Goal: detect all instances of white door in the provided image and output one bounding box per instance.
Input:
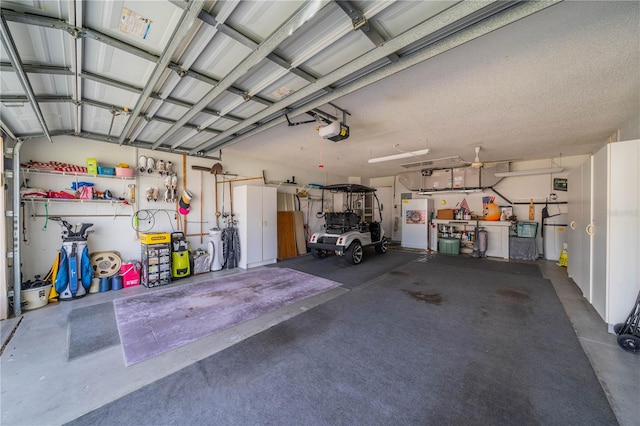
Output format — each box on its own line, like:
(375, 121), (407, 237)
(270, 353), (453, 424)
(607, 140), (640, 325)
(580, 157), (593, 302)
(401, 199), (431, 249)
(261, 187), (278, 263)
(591, 146), (608, 320)
(567, 164), (583, 286)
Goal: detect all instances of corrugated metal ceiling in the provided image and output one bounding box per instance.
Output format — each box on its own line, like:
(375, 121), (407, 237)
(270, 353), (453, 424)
(1, 1), (638, 179)
(0, 1), (533, 145)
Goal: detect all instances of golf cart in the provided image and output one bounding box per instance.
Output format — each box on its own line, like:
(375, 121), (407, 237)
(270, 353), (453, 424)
(308, 184), (387, 264)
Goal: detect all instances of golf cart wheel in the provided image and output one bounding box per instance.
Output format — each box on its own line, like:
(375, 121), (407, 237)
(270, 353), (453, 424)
(310, 248), (327, 259)
(345, 241), (363, 265)
(614, 323), (624, 335)
(375, 238), (388, 254)
(617, 334), (640, 354)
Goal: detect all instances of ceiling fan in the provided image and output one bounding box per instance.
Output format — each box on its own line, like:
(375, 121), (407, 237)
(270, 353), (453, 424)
(470, 146), (483, 168)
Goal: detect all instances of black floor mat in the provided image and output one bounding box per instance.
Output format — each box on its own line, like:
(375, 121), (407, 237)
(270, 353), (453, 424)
(67, 302), (120, 361)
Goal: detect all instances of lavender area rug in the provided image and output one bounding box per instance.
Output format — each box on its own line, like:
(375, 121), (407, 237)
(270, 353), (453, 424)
(114, 267), (343, 366)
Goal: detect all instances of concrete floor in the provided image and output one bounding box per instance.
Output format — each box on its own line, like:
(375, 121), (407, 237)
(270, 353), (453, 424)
(1, 259), (638, 425)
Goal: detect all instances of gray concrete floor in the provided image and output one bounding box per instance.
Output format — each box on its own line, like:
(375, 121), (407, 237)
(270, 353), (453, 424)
(1, 260), (638, 425)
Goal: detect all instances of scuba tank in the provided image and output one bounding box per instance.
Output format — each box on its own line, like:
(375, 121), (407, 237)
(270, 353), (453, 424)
(476, 228), (488, 257)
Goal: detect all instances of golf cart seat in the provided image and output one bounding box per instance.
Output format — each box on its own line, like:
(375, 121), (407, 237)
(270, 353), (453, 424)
(325, 212), (360, 233)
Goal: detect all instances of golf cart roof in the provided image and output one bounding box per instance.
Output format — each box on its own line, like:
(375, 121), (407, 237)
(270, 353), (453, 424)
(322, 184), (376, 193)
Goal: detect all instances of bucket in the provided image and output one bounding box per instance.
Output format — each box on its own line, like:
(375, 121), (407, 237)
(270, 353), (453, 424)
(99, 277), (112, 292)
(112, 275), (123, 291)
(90, 277), (101, 293)
(21, 284), (52, 311)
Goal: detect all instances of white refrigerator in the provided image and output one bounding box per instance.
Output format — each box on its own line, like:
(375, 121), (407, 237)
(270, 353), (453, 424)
(543, 213), (568, 260)
(401, 198), (434, 250)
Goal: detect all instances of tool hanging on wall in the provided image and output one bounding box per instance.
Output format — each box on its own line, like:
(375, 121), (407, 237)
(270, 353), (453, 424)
(529, 198), (535, 220)
(229, 178), (233, 215)
(128, 184), (135, 203)
(214, 173), (220, 228)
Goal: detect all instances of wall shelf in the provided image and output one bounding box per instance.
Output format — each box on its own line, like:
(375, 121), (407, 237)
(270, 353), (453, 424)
(20, 168), (135, 181)
(20, 197), (130, 205)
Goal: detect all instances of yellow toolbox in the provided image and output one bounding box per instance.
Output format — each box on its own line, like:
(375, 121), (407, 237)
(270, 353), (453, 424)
(140, 233), (171, 244)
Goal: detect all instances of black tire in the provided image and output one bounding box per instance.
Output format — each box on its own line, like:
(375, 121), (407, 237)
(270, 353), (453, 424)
(310, 248), (327, 259)
(375, 238), (388, 254)
(614, 323), (625, 335)
(345, 241), (363, 265)
(617, 334), (640, 354)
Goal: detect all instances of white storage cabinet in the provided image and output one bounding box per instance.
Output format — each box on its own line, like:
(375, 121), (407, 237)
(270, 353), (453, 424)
(568, 139), (640, 330)
(233, 185), (278, 269)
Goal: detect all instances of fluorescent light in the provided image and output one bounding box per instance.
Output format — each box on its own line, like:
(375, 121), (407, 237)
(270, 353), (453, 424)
(368, 148), (430, 164)
(494, 167), (564, 177)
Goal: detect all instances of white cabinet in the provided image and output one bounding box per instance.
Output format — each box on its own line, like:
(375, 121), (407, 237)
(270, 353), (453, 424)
(483, 223), (511, 259)
(593, 140), (640, 328)
(567, 156), (593, 300)
(233, 185), (277, 269)
(568, 140), (640, 329)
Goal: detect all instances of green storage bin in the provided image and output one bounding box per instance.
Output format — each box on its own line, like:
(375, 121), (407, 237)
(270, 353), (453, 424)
(439, 237), (460, 255)
(517, 221), (538, 238)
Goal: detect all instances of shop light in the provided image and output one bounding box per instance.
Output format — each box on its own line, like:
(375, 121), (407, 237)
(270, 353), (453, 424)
(368, 148), (430, 164)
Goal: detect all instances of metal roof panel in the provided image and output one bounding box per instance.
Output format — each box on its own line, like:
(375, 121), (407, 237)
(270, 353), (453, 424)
(83, 0), (184, 55)
(82, 38), (156, 87)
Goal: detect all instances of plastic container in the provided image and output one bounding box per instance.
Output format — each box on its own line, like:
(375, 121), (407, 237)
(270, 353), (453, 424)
(111, 275), (123, 291)
(99, 277), (112, 292)
(89, 277), (100, 293)
(115, 167), (134, 177)
(517, 222), (538, 238)
(86, 158), (98, 175)
(439, 237), (460, 255)
(120, 263), (140, 287)
(21, 284), (52, 311)
(97, 166), (116, 176)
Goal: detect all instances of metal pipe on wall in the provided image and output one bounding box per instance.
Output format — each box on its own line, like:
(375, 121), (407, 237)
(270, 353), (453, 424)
(12, 139), (24, 316)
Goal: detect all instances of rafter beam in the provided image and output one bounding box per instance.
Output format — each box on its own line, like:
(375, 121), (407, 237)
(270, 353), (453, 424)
(199, 9), (317, 84)
(1, 95), (73, 104)
(0, 62), (73, 75)
(0, 118), (17, 140)
(152, 0), (332, 149)
(336, 0), (399, 62)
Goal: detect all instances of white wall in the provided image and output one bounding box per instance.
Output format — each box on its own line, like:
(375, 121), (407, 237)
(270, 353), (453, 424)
(376, 155), (588, 254)
(18, 136), (346, 280)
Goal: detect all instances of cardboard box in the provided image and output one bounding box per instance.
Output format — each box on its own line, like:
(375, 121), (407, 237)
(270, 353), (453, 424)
(140, 233), (171, 244)
(120, 262), (140, 288)
(437, 209), (455, 220)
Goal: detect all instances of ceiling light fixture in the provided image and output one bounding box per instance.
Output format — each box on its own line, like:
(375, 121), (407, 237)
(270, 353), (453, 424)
(494, 167), (564, 177)
(368, 147), (430, 164)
